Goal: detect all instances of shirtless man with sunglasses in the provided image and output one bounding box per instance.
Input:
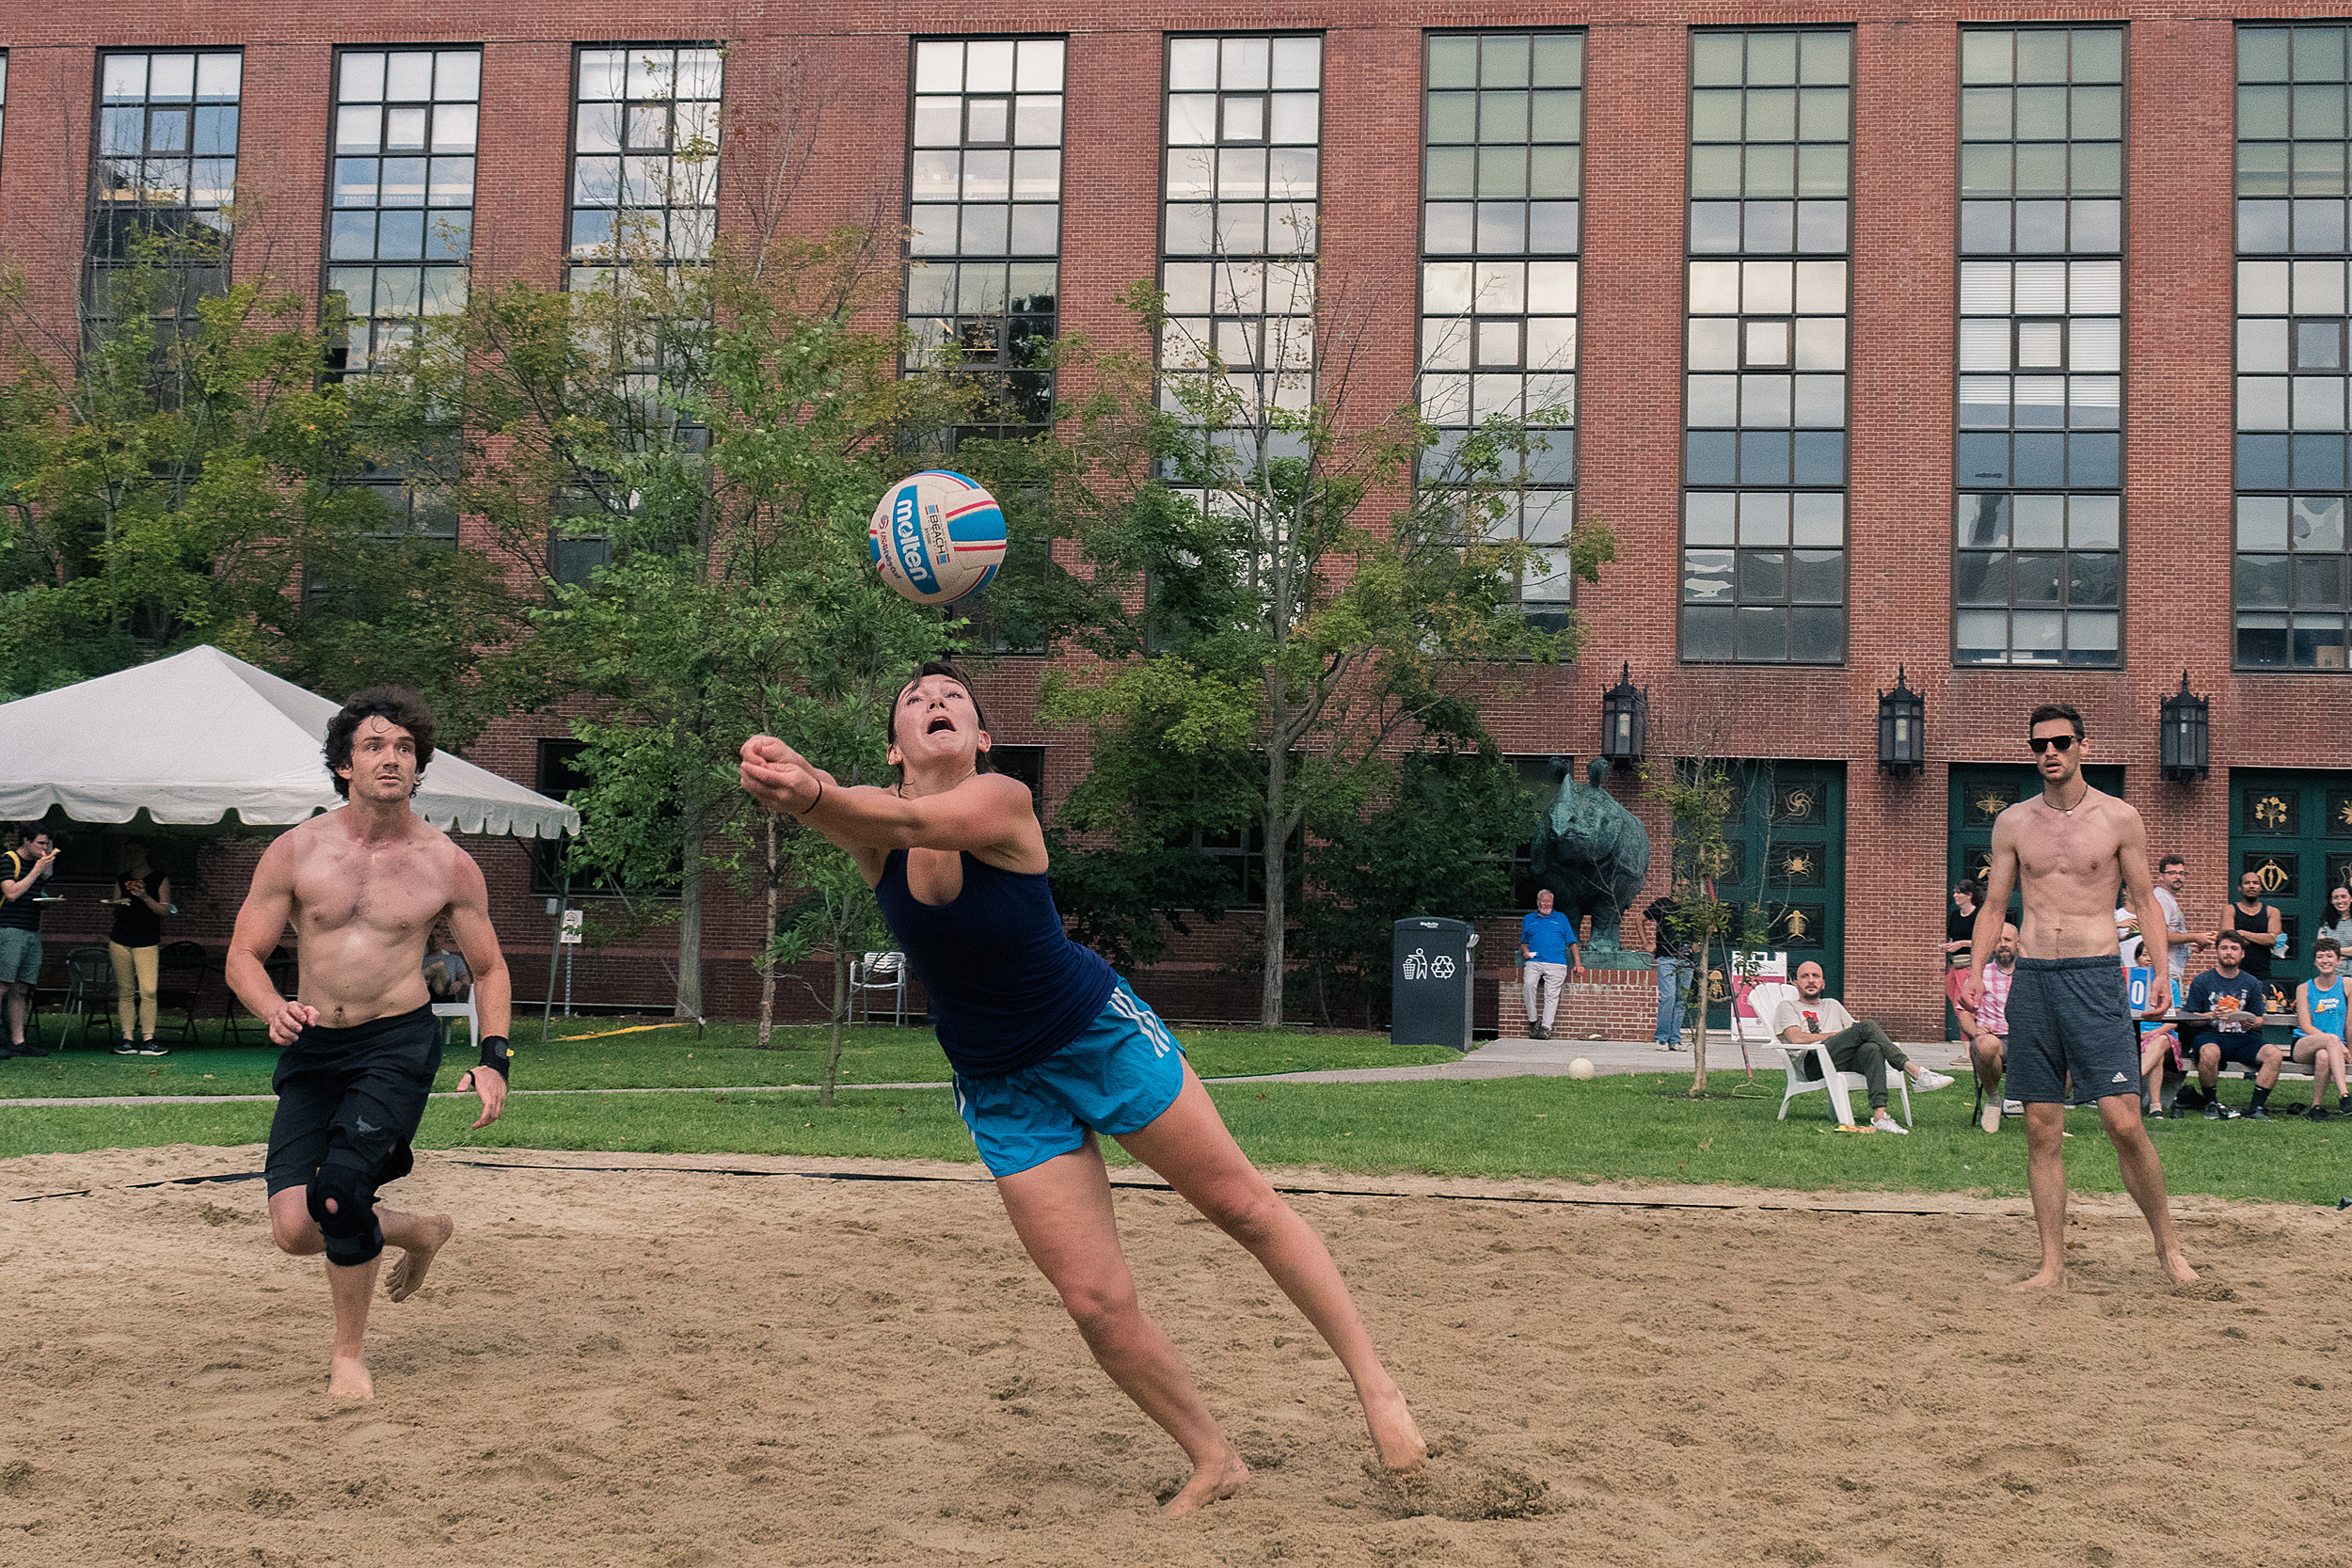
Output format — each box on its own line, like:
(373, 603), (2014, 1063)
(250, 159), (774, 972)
(1962, 703), (2198, 1291)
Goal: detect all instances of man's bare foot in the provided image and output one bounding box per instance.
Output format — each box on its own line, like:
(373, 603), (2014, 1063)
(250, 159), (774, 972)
(1161, 1450), (1249, 1517)
(328, 1354), (373, 1400)
(2010, 1265), (2067, 1292)
(2159, 1247), (2199, 1286)
(383, 1214), (453, 1303)
(1361, 1381), (1427, 1475)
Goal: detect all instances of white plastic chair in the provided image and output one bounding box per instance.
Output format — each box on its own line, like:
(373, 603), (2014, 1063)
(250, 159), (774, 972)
(850, 950), (909, 1026)
(432, 997), (480, 1051)
(1756, 981), (1912, 1129)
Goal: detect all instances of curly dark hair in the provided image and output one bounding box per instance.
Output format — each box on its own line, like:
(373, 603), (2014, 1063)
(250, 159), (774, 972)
(883, 659), (994, 782)
(324, 686), (437, 799)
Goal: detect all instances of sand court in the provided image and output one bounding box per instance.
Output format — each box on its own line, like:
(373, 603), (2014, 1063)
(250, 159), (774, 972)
(3, 1143), (2345, 1566)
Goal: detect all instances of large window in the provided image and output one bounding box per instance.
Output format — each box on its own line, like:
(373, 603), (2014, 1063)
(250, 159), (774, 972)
(1419, 30), (1583, 632)
(1159, 35), (1322, 435)
(1680, 29), (1851, 664)
(567, 45), (722, 270)
(326, 48), (480, 380)
(1953, 25), (2125, 667)
(2236, 24), (2352, 669)
(88, 51), (242, 328)
(905, 37), (1065, 439)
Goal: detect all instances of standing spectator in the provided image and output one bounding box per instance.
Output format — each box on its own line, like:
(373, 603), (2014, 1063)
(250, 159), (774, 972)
(2317, 882), (2352, 953)
(2220, 869), (2284, 989)
(2185, 934), (2280, 1119)
(1770, 960), (1954, 1134)
(1965, 924), (2019, 1132)
(1942, 879), (1984, 1039)
(1642, 882), (1695, 1051)
(2152, 855), (2215, 990)
(1518, 888), (1581, 1041)
(108, 837), (172, 1056)
(0, 824), (59, 1058)
(2291, 936), (2349, 1121)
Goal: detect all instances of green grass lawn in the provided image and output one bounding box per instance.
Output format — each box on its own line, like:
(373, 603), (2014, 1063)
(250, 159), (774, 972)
(0, 1019), (1458, 1099)
(7, 1070), (2344, 1208)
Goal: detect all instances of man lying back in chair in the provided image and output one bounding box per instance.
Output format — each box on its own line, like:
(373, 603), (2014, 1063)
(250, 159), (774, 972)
(1770, 961), (1955, 1135)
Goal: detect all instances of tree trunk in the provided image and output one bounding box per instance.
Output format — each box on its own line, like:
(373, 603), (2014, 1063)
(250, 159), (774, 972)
(755, 814), (779, 1049)
(674, 792), (705, 1019)
(819, 949), (849, 1107)
(1258, 749), (1289, 1030)
(1690, 936), (1711, 1096)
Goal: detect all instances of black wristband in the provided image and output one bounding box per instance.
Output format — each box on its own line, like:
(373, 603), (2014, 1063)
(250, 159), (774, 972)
(794, 777), (823, 816)
(475, 1035), (511, 1080)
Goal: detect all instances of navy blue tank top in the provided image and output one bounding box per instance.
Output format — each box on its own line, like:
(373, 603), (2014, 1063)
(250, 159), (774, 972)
(874, 849), (1117, 1078)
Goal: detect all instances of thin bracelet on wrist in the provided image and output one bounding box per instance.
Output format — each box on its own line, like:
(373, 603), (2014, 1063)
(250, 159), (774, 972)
(794, 778), (823, 816)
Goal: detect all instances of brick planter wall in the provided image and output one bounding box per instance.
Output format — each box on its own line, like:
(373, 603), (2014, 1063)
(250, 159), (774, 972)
(1491, 968), (1661, 1040)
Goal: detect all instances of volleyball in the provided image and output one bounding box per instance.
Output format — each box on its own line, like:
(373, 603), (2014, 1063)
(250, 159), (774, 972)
(868, 470), (1007, 606)
(1568, 1058), (1596, 1081)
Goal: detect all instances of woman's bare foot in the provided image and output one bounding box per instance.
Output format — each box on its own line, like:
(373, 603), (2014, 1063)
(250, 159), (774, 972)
(2010, 1265), (2067, 1291)
(1361, 1380), (1427, 1474)
(1161, 1449), (1249, 1517)
(2159, 1246), (2199, 1286)
(383, 1214), (453, 1302)
(328, 1354), (373, 1400)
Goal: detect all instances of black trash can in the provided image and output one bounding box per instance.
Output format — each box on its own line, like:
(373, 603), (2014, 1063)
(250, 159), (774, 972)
(1392, 917), (1479, 1052)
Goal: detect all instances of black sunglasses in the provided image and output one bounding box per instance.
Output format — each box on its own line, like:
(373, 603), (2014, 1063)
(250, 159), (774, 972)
(2027, 734), (2077, 754)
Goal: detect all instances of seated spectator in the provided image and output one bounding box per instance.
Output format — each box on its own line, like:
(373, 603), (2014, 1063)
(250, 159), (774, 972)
(1771, 960), (1955, 1135)
(1965, 925), (2019, 1133)
(422, 920), (472, 1048)
(2292, 936), (2350, 1121)
(2138, 976), (2186, 1120)
(2185, 934), (2282, 1120)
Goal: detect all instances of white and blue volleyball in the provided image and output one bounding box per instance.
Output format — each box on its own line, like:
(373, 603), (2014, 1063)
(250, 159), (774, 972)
(867, 470), (1008, 606)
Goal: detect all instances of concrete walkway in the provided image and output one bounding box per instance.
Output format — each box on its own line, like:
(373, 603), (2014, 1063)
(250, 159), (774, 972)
(0, 1034), (1975, 1108)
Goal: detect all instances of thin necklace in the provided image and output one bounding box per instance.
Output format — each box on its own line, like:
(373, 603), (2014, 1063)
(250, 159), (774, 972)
(2042, 781), (2089, 815)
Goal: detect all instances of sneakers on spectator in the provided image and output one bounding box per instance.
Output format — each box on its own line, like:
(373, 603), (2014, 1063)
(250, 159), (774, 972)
(1869, 1110), (1910, 1134)
(115, 1041), (139, 1055)
(137, 1043), (168, 1056)
(2243, 1104), (2274, 1121)
(2203, 1100), (2232, 1120)
(1912, 1069), (1956, 1093)
(1979, 1097), (2002, 1134)
(2310, 1105), (2335, 1122)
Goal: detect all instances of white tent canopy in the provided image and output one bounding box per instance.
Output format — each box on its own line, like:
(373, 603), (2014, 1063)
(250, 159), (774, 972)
(0, 645), (580, 839)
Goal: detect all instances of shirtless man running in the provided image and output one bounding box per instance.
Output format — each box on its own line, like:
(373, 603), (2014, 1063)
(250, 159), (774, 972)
(1963, 703), (2197, 1291)
(227, 687), (514, 1397)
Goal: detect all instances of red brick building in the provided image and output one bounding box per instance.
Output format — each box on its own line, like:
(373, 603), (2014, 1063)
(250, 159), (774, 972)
(3, 7), (2344, 1037)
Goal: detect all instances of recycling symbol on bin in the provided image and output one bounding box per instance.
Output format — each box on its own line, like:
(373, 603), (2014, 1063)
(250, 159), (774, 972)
(1430, 955), (1456, 979)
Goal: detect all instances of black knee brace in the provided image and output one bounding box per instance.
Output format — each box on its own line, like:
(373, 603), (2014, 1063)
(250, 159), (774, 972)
(307, 1158), (384, 1267)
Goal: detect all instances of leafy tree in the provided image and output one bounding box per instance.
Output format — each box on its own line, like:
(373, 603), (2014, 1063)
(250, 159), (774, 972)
(0, 222), (519, 729)
(1041, 281), (1615, 1026)
(1643, 742), (1770, 1097)
(1291, 745), (1532, 1028)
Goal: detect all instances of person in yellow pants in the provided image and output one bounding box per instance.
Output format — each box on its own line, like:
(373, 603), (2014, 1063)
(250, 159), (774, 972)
(109, 838), (171, 1055)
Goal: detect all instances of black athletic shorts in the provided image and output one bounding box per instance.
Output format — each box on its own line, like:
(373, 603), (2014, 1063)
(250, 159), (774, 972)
(2006, 957), (2140, 1106)
(262, 1004), (441, 1197)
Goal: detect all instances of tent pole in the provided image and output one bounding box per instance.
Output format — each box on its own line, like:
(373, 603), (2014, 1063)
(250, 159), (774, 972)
(541, 868), (567, 1044)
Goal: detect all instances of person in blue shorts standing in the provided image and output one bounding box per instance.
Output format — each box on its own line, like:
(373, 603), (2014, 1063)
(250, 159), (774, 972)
(739, 661), (1425, 1516)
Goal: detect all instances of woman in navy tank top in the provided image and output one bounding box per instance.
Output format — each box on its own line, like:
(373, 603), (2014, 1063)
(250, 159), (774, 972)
(740, 661), (1424, 1515)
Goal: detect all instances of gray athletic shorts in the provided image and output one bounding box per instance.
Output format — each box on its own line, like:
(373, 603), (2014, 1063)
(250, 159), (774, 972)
(2007, 956), (2140, 1106)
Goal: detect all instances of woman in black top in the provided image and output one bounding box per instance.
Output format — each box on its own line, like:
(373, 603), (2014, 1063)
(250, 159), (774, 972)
(108, 838), (171, 1055)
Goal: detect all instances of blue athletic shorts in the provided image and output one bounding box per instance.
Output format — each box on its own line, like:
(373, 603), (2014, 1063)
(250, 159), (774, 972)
(951, 978), (1186, 1178)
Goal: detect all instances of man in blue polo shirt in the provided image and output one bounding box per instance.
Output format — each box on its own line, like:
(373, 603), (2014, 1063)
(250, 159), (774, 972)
(1519, 888), (1582, 1040)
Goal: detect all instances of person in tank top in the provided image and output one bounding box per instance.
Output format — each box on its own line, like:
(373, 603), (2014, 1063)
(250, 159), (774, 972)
(2292, 935), (2350, 1120)
(739, 660), (1425, 1517)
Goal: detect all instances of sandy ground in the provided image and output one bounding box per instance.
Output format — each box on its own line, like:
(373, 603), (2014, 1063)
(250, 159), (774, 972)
(3, 1145), (2346, 1568)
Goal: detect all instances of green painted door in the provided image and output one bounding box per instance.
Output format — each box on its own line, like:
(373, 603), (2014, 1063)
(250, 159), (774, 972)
(1947, 763), (2124, 1034)
(1701, 764), (1845, 1029)
(2229, 769), (2352, 1011)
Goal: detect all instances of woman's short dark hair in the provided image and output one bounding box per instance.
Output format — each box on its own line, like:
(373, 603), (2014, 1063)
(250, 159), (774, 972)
(883, 659), (995, 780)
(2027, 702), (2085, 740)
(324, 686), (437, 799)
(1954, 879), (1980, 899)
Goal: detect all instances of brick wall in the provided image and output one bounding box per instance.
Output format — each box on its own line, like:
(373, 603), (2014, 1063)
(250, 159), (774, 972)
(2, 6), (2342, 1033)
